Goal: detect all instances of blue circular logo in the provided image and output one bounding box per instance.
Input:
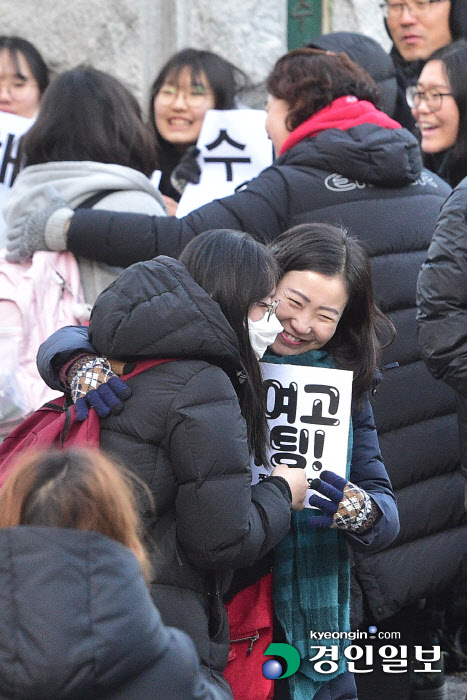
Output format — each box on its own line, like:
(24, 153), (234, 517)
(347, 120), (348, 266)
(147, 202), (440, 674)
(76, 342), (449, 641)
(262, 659), (283, 679)
(368, 625), (377, 634)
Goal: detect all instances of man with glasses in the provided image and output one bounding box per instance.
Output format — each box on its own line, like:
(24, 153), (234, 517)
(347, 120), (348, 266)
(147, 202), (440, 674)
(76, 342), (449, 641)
(380, 0), (466, 130)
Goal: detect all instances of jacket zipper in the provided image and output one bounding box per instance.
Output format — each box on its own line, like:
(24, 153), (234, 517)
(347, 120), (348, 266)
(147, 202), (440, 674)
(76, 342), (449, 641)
(230, 631), (260, 655)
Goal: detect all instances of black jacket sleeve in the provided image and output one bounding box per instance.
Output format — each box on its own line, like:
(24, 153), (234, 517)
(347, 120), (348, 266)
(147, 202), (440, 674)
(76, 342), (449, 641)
(65, 166), (291, 267)
(36, 325), (96, 392)
(166, 364), (292, 570)
(417, 178), (467, 397)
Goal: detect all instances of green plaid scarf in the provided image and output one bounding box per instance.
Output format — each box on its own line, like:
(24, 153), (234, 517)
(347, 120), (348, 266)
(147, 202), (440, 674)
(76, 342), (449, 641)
(263, 350), (352, 700)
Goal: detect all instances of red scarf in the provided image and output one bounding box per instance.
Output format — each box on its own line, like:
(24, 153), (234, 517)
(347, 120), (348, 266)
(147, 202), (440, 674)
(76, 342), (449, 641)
(279, 95), (402, 155)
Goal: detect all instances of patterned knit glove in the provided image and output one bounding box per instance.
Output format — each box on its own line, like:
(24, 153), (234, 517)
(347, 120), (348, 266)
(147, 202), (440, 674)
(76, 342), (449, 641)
(308, 470), (380, 533)
(69, 355), (131, 420)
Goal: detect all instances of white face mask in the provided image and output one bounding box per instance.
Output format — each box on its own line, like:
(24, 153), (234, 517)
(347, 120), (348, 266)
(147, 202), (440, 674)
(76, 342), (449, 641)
(248, 307), (283, 360)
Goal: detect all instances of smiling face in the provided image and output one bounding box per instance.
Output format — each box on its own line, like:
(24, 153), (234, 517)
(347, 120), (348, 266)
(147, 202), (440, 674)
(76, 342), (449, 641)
(269, 270), (348, 356)
(412, 59), (459, 154)
(386, 0), (452, 62)
(265, 95), (291, 156)
(153, 66), (215, 151)
(0, 49), (41, 118)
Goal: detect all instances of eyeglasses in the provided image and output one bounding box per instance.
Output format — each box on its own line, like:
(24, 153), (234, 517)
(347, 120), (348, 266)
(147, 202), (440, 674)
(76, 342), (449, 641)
(257, 299), (280, 321)
(406, 85), (454, 112)
(380, 0), (448, 19)
(156, 84), (213, 107)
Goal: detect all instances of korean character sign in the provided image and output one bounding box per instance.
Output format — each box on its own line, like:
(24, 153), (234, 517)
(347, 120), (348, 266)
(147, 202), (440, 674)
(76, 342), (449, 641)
(176, 108), (273, 217)
(252, 363), (353, 506)
(0, 111), (34, 244)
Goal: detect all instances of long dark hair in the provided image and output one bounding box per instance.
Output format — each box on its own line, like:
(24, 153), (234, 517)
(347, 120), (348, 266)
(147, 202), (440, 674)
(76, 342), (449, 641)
(148, 48), (249, 196)
(0, 35), (49, 96)
(179, 229), (279, 465)
(423, 39), (467, 187)
(267, 47), (380, 132)
(271, 223), (395, 403)
(22, 66), (158, 176)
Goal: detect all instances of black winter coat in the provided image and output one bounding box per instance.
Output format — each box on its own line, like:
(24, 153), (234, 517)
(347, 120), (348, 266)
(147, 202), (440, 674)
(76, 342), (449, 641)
(44, 122), (461, 621)
(38, 256), (293, 684)
(417, 177), (467, 468)
(0, 527), (230, 700)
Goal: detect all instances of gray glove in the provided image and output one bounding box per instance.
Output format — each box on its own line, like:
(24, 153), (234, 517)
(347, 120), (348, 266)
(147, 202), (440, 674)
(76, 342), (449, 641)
(6, 191), (73, 263)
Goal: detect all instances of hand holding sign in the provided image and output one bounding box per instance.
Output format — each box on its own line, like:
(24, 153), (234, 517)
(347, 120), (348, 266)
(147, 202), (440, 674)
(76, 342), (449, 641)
(251, 363), (353, 508)
(271, 464), (308, 511)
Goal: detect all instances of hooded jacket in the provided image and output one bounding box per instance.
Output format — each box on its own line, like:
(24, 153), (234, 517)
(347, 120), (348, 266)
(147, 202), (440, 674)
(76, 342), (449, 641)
(2, 161), (166, 305)
(0, 527), (229, 700)
(40, 102), (461, 624)
(38, 256), (293, 683)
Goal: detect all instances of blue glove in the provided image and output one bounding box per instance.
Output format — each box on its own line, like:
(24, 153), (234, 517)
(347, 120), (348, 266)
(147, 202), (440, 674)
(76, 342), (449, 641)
(308, 470), (377, 533)
(74, 376), (132, 420)
(69, 356), (132, 420)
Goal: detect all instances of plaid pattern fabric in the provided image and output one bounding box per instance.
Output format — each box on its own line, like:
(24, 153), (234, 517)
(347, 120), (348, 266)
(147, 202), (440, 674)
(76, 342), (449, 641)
(70, 356), (114, 403)
(333, 484), (376, 533)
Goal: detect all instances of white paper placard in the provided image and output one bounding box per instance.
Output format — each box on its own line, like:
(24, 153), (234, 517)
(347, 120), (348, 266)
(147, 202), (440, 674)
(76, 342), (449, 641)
(252, 363), (353, 508)
(176, 108), (273, 218)
(0, 111), (34, 245)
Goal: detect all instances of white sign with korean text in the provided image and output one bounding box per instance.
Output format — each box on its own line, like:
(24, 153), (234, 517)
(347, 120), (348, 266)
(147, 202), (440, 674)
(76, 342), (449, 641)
(176, 108), (273, 218)
(252, 363), (353, 508)
(0, 111), (34, 246)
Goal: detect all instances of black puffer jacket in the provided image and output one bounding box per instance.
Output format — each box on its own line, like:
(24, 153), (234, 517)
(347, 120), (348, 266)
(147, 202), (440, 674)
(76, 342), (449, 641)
(0, 527), (230, 700)
(54, 256), (293, 684)
(59, 119), (463, 623)
(417, 177), (467, 468)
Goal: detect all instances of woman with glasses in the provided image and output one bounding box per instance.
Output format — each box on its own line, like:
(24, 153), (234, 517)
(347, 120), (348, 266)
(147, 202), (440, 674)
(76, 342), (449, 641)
(0, 35), (48, 119)
(380, 0), (466, 131)
(148, 48), (248, 214)
(407, 38), (467, 187)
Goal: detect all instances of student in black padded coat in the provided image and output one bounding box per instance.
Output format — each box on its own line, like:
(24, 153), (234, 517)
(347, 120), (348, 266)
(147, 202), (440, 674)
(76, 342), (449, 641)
(0, 447), (229, 700)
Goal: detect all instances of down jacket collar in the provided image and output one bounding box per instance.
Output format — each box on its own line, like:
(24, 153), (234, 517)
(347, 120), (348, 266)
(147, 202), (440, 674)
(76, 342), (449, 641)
(89, 255), (243, 373)
(0, 527), (169, 698)
(276, 121), (422, 187)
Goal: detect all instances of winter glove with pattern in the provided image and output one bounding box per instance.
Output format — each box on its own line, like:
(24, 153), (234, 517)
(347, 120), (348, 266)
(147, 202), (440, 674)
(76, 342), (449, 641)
(308, 470), (381, 533)
(69, 355), (131, 420)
